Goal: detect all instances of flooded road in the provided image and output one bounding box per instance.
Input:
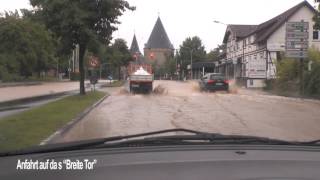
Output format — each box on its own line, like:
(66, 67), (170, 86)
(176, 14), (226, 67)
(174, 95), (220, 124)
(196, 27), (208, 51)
(55, 80), (320, 143)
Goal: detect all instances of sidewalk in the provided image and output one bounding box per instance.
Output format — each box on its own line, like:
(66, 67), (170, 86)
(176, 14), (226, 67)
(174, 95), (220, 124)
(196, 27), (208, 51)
(0, 80), (115, 103)
(0, 81), (81, 103)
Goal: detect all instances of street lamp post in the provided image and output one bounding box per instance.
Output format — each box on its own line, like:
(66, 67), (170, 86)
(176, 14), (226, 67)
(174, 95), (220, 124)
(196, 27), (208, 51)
(190, 49), (193, 80)
(213, 20), (237, 80)
(213, 20), (227, 25)
(184, 47), (194, 80)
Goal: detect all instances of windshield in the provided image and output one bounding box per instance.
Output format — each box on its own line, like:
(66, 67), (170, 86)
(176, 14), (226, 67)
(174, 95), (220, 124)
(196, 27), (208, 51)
(1, 0), (320, 153)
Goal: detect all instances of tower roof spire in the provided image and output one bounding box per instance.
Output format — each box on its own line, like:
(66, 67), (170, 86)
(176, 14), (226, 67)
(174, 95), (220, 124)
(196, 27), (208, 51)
(145, 16), (174, 49)
(130, 34), (141, 54)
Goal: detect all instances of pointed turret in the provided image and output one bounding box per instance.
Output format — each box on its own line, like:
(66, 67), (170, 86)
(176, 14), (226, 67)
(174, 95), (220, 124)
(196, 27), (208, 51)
(145, 17), (174, 49)
(130, 34), (141, 55)
(129, 34), (146, 65)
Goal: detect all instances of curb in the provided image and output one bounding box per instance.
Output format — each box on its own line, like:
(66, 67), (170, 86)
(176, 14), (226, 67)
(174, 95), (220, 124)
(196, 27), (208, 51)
(0, 90), (77, 108)
(40, 93), (109, 145)
(0, 82), (42, 88)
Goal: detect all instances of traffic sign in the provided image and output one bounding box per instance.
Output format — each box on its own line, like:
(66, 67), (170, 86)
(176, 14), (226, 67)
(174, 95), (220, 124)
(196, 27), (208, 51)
(88, 56), (100, 68)
(286, 32), (308, 39)
(286, 41), (308, 49)
(285, 21), (309, 59)
(286, 50), (308, 58)
(286, 22), (309, 30)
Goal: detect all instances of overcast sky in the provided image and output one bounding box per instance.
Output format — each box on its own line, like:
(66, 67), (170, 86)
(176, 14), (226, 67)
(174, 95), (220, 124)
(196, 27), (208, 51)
(0, 0), (316, 52)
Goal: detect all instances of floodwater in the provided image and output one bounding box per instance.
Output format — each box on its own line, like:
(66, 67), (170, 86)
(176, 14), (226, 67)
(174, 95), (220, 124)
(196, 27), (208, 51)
(55, 80), (320, 143)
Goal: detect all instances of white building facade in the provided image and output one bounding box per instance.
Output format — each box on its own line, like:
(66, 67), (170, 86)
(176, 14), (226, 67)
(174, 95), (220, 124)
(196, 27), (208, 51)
(217, 1), (320, 88)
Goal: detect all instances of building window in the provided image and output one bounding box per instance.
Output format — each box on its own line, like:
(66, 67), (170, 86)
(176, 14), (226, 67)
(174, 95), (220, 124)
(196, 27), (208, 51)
(313, 31), (319, 40)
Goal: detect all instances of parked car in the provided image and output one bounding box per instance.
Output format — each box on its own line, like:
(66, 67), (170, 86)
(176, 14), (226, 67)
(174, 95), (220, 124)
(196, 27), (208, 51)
(199, 73), (229, 92)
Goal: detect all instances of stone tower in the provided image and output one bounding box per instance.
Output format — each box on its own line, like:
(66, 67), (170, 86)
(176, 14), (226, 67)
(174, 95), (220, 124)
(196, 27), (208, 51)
(144, 17), (174, 66)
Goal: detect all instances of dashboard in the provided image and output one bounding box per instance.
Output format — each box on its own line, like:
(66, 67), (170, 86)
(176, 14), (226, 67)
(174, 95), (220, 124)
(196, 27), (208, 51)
(1, 145), (320, 180)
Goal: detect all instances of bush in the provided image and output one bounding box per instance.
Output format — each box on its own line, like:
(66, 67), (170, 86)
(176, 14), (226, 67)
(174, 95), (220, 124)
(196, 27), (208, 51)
(304, 49), (320, 96)
(264, 79), (276, 90)
(305, 64), (320, 95)
(0, 69), (24, 82)
(275, 59), (300, 92)
(272, 49), (320, 97)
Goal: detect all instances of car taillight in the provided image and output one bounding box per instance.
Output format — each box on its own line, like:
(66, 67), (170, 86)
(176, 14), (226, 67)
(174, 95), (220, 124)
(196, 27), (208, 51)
(207, 80), (215, 84)
(224, 80), (229, 84)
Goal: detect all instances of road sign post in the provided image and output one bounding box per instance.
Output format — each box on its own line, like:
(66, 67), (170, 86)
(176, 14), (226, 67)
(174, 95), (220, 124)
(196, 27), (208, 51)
(285, 21), (309, 95)
(300, 58), (304, 95)
(88, 56), (100, 91)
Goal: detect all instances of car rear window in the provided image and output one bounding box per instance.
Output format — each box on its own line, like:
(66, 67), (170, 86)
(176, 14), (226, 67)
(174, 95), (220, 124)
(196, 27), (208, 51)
(210, 74), (225, 80)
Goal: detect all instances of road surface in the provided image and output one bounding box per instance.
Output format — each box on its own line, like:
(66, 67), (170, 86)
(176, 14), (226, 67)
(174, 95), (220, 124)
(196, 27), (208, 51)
(56, 80), (320, 143)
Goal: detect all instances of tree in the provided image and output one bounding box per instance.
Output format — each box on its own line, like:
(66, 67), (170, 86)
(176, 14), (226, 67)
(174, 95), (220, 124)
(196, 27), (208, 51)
(163, 57), (176, 78)
(0, 13), (56, 81)
(178, 36), (206, 74)
(206, 50), (219, 62)
(313, 1), (320, 31)
(30, 0), (134, 94)
(206, 44), (226, 61)
(108, 38), (132, 80)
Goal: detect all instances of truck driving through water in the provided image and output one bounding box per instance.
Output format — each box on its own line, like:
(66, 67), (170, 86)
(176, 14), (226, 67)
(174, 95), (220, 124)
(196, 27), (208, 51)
(127, 64), (153, 93)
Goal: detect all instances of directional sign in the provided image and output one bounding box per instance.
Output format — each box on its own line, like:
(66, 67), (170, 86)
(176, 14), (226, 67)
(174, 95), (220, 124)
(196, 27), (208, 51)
(286, 50), (308, 58)
(286, 21), (309, 58)
(286, 22), (309, 31)
(286, 41), (308, 49)
(286, 32), (309, 39)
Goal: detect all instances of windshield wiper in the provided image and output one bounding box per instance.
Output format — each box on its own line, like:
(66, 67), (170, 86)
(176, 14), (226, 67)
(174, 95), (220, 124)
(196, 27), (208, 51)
(0, 128), (310, 157)
(96, 133), (297, 148)
(0, 129), (202, 157)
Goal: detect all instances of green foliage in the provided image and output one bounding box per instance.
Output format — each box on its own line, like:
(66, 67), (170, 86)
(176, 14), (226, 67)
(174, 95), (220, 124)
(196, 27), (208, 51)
(275, 58), (299, 92)
(0, 91), (105, 151)
(273, 49), (320, 97)
(163, 57), (176, 77)
(178, 36), (206, 72)
(30, 0), (134, 94)
(206, 50), (220, 61)
(151, 57), (177, 80)
(304, 49), (320, 96)
(103, 38), (132, 79)
(0, 14), (56, 81)
(206, 44), (226, 61)
(313, 4), (320, 31)
(110, 39), (132, 67)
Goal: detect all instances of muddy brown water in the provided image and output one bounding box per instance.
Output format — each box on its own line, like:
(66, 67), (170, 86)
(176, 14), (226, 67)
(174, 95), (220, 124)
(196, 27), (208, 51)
(55, 80), (320, 143)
